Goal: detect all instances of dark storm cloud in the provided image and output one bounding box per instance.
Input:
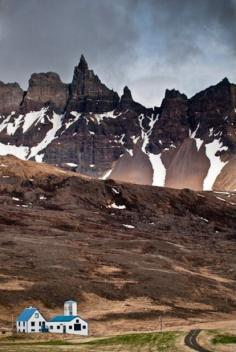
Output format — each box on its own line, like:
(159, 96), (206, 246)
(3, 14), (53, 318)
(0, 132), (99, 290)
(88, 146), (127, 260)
(0, 0), (235, 105)
(142, 0), (236, 59)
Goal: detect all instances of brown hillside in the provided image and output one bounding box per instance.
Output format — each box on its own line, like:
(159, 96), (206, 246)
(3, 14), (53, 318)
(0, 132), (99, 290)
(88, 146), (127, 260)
(0, 155), (235, 335)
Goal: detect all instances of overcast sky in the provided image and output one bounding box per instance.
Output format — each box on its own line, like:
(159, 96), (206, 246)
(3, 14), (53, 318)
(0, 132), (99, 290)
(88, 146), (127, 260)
(0, 0), (235, 106)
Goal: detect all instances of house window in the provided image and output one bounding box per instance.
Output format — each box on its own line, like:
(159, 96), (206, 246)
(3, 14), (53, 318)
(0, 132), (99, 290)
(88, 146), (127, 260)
(39, 322), (42, 326)
(76, 319), (79, 323)
(69, 326), (72, 330)
(50, 326), (53, 330)
(31, 322), (35, 327)
(74, 324), (81, 331)
(83, 325), (86, 329)
(35, 313), (39, 318)
(31, 329), (35, 332)
(57, 326), (60, 330)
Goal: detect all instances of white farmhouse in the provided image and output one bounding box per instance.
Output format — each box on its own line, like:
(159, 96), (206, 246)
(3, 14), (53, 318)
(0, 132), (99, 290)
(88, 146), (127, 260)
(16, 300), (88, 336)
(16, 307), (46, 333)
(46, 300), (88, 336)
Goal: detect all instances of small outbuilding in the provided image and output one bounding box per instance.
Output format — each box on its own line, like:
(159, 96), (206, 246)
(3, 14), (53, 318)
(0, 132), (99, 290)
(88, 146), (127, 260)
(16, 307), (46, 333)
(47, 315), (88, 335)
(46, 300), (88, 336)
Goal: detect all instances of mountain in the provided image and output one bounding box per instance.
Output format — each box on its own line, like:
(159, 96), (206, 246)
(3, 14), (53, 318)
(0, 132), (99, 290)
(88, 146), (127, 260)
(0, 156), (235, 334)
(0, 55), (236, 191)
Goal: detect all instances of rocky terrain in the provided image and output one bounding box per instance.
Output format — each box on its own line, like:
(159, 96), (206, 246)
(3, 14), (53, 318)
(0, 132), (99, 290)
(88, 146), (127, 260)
(0, 156), (235, 335)
(0, 56), (236, 191)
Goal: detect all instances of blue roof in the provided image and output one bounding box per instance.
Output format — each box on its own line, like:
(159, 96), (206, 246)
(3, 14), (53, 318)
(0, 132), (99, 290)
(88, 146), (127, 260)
(49, 315), (77, 322)
(16, 308), (37, 322)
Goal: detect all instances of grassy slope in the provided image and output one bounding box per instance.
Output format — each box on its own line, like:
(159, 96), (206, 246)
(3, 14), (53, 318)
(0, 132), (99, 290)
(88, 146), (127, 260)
(0, 331), (183, 352)
(212, 334), (236, 345)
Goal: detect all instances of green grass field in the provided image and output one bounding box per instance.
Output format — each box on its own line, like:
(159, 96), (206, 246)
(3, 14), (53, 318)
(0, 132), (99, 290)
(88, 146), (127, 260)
(212, 334), (236, 345)
(0, 331), (182, 352)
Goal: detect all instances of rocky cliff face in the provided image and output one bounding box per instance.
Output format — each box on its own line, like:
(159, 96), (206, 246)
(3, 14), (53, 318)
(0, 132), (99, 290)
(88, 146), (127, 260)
(0, 81), (23, 114)
(22, 72), (69, 113)
(0, 55), (235, 191)
(67, 55), (119, 113)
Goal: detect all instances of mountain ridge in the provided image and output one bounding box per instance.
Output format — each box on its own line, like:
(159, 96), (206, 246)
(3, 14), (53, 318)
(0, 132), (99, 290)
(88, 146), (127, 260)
(0, 55), (235, 191)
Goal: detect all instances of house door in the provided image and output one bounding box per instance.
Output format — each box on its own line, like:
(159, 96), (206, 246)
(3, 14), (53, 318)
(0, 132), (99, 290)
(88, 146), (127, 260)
(63, 326), (66, 334)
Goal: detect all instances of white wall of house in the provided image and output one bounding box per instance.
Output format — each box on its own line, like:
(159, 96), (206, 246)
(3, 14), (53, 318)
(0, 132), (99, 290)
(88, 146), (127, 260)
(46, 317), (88, 336)
(16, 310), (46, 333)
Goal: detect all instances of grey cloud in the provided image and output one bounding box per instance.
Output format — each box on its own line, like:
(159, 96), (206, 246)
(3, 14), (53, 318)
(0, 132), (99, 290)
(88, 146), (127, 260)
(0, 0), (235, 106)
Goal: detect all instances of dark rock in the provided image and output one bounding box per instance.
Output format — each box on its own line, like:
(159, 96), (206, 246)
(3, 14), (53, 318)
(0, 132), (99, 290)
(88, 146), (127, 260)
(148, 88), (189, 151)
(0, 81), (23, 115)
(164, 89), (187, 100)
(78, 54), (89, 71)
(67, 55), (119, 113)
(21, 72), (69, 113)
(117, 86), (146, 114)
(188, 77), (235, 138)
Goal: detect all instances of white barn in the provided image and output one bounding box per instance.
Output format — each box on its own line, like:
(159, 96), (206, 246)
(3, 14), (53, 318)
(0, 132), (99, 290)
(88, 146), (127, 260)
(16, 307), (46, 333)
(46, 300), (88, 336)
(16, 300), (88, 336)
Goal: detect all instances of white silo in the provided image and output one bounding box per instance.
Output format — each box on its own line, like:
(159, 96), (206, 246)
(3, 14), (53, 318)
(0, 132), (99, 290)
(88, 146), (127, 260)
(64, 300), (78, 316)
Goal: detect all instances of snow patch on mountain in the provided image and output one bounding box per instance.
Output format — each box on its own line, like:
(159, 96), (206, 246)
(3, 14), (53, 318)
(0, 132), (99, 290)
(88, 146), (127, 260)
(23, 108), (48, 133)
(6, 114), (23, 135)
(108, 202), (126, 209)
(93, 110), (120, 124)
(28, 112), (63, 160)
(149, 153), (166, 187)
(195, 138), (204, 151)
(138, 113), (166, 186)
(0, 142), (29, 160)
(0, 108), (49, 136)
(0, 109), (64, 163)
(102, 169), (112, 180)
(64, 112), (82, 130)
(203, 140), (228, 190)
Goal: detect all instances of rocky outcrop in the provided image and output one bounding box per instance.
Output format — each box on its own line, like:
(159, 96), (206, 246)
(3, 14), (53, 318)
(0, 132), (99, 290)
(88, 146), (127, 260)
(188, 78), (236, 140)
(117, 86), (146, 114)
(148, 89), (189, 153)
(21, 72), (69, 113)
(0, 81), (23, 115)
(67, 55), (119, 113)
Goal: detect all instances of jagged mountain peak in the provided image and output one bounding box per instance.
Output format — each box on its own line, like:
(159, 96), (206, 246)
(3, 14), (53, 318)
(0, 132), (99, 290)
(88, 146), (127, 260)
(219, 77), (230, 85)
(78, 54), (89, 72)
(119, 86), (133, 107)
(117, 85), (147, 114)
(122, 86), (133, 100)
(164, 89), (187, 100)
(68, 55), (119, 113)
